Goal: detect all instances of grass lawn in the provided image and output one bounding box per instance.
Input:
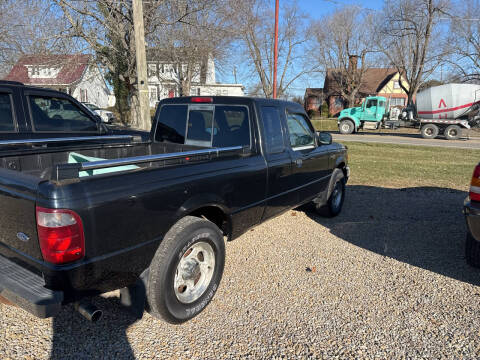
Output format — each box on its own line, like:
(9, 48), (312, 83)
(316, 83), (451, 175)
(311, 119), (338, 132)
(341, 141), (480, 191)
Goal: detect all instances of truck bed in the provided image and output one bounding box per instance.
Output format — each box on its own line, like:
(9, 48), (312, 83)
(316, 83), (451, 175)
(0, 141), (213, 180)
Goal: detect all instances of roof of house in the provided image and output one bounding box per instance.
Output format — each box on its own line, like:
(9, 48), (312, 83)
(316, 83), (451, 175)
(324, 68), (400, 96)
(304, 88), (324, 98)
(3, 54), (91, 86)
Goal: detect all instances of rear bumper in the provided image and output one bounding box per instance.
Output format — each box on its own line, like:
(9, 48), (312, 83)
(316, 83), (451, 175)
(464, 198), (480, 242)
(0, 254), (63, 318)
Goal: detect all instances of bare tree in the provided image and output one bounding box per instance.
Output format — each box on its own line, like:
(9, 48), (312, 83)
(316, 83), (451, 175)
(148, 0), (233, 97)
(0, 0), (73, 76)
(376, 0), (450, 105)
(447, 0), (480, 82)
(313, 6), (376, 108)
(229, 0), (318, 98)
(55, 0), (211, 127)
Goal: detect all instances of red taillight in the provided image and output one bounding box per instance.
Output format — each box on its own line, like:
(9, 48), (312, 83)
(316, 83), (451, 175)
(191, 97), (213, 103)
(470, 164), (480, 202)
(36, 206), (85, 264)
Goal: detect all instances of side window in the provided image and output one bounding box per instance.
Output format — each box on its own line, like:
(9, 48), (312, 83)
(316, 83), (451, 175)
(260, 106), (285, 154)
(29, 96), (98, 132)
(0, 93), (15, 131)
(366, 99), (377, 108)
(155, 105), (187, 143)
(286, 113), (315, 150)
(185, 108), (214, 147)
(212, 106), (250, 147)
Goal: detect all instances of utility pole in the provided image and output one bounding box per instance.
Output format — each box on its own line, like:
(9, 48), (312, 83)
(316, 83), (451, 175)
(132, 0), (150, 130)
(273, 0), (279, 99)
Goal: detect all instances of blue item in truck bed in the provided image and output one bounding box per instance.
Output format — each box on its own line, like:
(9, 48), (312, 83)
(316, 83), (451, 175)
(68, 152), (139, 177)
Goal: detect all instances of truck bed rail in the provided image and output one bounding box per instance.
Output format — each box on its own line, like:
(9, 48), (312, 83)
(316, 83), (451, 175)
(0, 135), (138, 147)
(53, 145), (244, 181)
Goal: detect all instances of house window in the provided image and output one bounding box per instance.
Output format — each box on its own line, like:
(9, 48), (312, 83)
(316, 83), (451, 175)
(80, 89), (88, 103)
(393, 81), (400, 89)
(390, 98), (405, 107)
(334, 97), (344, 107)
(148, 64), (157, 77)
(149, 86), (158, 102)
(222, 90), (228, 96)
(33, 66), (40, 76)
(190, 88), (201, 96)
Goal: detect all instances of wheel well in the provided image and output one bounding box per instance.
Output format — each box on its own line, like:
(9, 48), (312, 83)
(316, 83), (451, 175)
(189, 206), (231, 240)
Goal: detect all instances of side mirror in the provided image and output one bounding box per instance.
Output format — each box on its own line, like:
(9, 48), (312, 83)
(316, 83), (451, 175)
(316, 131), (332, 145)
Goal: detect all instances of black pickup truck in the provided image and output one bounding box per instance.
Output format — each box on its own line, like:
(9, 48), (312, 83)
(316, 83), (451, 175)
(0, 82), (349, 323)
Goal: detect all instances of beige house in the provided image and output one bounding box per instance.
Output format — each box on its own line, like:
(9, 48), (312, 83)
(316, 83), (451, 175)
(324, 68), (409, 116)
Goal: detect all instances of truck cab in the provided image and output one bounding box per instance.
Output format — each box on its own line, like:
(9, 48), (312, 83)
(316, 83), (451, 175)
(338, 96), (387, 134)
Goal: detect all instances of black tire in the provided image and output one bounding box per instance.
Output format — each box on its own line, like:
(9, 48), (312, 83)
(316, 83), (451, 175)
(465, 232), (480, 268)
(421, 124), (439, 139)
(444, 125), (461, 140)
(339, 120), (354, 134)
(316, 169), (345, 217)
(146, 216), (225, 323)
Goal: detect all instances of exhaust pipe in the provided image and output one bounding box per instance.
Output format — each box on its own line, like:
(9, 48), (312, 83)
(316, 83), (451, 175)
(74, 300), (102, 322)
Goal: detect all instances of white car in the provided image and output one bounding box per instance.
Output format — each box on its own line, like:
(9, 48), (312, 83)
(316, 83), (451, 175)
(82, 103), (115, 123)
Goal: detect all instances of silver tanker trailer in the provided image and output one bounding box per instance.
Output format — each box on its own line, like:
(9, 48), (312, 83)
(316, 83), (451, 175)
(398, 83), (480, 140)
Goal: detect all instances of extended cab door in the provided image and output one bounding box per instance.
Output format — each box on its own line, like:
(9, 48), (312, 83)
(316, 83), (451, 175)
(259, 105), (297, 220)
(284, 109), (332, 204)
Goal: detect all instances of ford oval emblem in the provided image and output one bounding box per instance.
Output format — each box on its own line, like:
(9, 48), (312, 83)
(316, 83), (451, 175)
(16, 232), (30, 242)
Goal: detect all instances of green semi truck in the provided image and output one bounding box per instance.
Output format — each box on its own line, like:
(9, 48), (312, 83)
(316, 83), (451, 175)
(337, 96), (387, 134)
(337, 84), (480, 140)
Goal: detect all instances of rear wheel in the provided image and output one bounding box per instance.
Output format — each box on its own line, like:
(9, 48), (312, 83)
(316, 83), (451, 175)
(421, 124), (439, 139)
(466, 232), (480, 268)
(444, 125), (461, 140)
(146, 216), (225, 323)
(339, 120), (354, 134)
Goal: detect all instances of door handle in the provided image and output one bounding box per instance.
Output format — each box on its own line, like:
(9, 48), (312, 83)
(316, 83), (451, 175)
(295, 158), (303, 167)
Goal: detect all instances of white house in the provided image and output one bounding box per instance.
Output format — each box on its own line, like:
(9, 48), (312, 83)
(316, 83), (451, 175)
(4, 54), (114, 108)
(146, 49), (244, 108)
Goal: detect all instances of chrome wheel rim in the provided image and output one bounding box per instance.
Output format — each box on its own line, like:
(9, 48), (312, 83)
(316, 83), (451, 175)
(448, 128), (457, 137)
(341, 123), (350, 133)
(174, 241), (215, 304)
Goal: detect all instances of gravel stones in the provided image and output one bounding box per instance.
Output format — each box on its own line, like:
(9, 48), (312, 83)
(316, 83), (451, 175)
(1, 185), (479, 359)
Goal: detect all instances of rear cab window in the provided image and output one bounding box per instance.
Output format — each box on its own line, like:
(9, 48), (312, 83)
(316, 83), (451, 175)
(29, 95), (98, 132)
(155, 104), (250, 148)
(0, 93), (15, 132)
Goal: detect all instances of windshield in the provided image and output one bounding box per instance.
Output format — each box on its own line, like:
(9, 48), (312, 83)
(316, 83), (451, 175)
(85, 103), (100, 111)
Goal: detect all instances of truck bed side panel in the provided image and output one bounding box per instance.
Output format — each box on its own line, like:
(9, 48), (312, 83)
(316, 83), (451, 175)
(36, 153), (267, 295)
(0, 168), (42, 262)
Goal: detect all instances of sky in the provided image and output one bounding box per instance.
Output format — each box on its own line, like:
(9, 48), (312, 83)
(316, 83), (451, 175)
(220, 0), (386, 97)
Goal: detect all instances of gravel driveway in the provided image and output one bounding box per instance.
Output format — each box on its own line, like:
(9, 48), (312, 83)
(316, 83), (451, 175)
(1, 185), (480, 359)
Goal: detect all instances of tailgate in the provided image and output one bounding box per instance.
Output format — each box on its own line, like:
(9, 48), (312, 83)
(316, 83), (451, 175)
(0, 168), (43, 261)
